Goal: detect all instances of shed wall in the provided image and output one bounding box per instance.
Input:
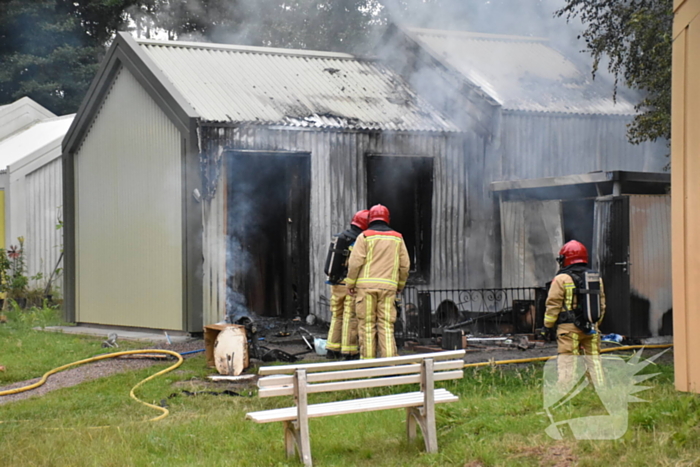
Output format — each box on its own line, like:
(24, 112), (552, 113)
(500, 113), (668, 180)
(201, 126), (495, 325)
(26, 157), (63, 292)
(74, 66), (183, 330)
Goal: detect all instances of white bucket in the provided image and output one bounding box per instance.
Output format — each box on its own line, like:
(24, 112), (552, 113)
(314, 338), (327, 356)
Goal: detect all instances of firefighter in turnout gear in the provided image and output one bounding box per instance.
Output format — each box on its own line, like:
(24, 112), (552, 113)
(345, 204), (410, 359)
(540, 240), (607, 384)
(324, 210), (369, 360)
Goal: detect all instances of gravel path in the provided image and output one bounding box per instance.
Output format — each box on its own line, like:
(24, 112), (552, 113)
(0, 340), (206, 405)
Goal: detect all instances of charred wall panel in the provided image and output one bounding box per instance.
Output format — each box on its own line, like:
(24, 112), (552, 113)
(629, 195), (672, 336)
(500, 113), (668, 181)
(200, 126), (495, 324)
(500, 200), (563, 288)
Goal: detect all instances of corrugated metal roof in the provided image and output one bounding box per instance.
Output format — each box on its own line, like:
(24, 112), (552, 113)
(137, 39), (459, 132)
(406, 28), (637, 115)
(0, 115), (74, 169)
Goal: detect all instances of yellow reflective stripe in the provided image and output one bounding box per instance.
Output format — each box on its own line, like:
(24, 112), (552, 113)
(392, 242), (400, 283)
(364, 294), (374, 358)
(384, 295), (395, 357)
(364, 239), (375, 280)
(591, 335), (605, 384)
(344, 277), (357, 286)
(544, 315), (557, 325)
(564, 283), (575, 310)
(356, 278), (399, 287)
(397, 280), (406, 288)
(572, 333), (580, 356)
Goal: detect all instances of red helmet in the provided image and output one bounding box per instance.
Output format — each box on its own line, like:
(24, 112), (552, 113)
(369, 204), (390, 224)
(557, 240), (588, 267)
(351, 210), (370, 230)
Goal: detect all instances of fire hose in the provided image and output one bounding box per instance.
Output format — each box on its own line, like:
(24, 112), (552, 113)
(462, 343), (674, 368)
(0, 349), (184, 422)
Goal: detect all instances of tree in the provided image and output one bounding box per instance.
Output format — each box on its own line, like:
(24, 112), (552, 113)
(0, 1), (134, 115)
(556, 0), (673, 145)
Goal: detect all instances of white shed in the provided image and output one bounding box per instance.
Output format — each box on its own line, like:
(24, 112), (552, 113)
(0, 97), (73, 293)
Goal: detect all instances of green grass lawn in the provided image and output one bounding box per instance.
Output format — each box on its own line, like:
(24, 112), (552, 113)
(1, 308), (699, 466)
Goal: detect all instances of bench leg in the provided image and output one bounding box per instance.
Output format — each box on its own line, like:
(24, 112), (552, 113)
(407, 407), (438, 453)
(284, 421), (298, 459)
(283, 421), (313, 466)
(406, 407), (417, 442)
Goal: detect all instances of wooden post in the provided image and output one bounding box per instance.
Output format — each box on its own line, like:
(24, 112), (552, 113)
(421, 358), (438, 453)
(294, 369), (313, 466)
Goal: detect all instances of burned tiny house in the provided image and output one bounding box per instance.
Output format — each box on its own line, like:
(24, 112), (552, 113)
(61, 33), (495, 332)
(381, 27), (670, 338)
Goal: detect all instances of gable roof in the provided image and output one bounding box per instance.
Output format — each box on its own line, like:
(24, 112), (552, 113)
(0, 114), (74, 170)
(0, 97), (56, 141)
(402, 27), (637, 115)
(63, 32), (458, 154)
(137, 38), (457, 131)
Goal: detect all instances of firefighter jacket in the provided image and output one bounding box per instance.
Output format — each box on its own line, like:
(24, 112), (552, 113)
(345, 222), (410, 292)
(544, 265), (606, 329)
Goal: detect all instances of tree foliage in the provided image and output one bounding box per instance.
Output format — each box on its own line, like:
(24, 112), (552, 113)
(556, 0), (672, 145)
(0, 1), (135, 115)
(0, 0), (382, 114)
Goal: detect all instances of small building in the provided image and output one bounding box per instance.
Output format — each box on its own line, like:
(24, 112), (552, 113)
(62, 33), (483, 332)
(0, 97), (71, 291)
(492, 171), (671, 337)
(378, 27), (671, 337)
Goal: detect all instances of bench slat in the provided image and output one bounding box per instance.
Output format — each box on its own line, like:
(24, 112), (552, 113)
(257, 350), (466, 376)
(258, 370), (463, 398)
(258, 360), (465, 388)
(246, 388), (458, 423)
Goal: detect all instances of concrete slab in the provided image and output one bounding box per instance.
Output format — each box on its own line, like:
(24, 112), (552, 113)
(38, 325), (193, 344)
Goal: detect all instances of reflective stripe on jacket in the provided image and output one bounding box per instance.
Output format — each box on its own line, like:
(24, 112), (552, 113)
(345, 229), (410, 291)
(544, 273), (606, 328)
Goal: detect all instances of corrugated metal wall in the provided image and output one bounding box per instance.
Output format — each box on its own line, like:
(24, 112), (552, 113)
(200, 126), (495, 325)
(500, 112), (668, 180)
(500, 200), (563, 288)
(629, 195), (672, 336)
(74, 66), (184, 330)
(26, 157), (63, 291)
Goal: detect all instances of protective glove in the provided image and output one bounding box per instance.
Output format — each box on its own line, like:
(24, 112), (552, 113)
(536, 327), (556, 342)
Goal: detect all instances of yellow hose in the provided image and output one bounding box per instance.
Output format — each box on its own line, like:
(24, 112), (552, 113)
(463, 343), (673, 368)
(0, 350), (184, 422)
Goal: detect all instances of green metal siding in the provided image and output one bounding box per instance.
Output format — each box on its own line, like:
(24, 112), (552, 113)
(74, 65), (183, 330)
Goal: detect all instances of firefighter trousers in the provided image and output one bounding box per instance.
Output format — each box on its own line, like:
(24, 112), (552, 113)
(556, 323), (604, 386)
(326, 284), (358, 355)
(355, 288), (397, 359)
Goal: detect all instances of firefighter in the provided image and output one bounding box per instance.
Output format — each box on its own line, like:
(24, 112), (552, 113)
(345, 204), (410, 359)
(325, 210), (369, 360)
(538, 240), (606, 384)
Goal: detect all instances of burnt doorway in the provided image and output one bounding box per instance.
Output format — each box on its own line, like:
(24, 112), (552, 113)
(225, 151), (310, 319)
(366, 155), (433, 283)
(593, 197), (632, 335)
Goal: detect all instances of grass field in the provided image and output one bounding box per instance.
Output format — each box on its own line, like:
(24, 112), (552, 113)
(1, 307), (699, 466)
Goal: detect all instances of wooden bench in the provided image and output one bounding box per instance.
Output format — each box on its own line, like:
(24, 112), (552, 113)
(246, 350), (466, 466)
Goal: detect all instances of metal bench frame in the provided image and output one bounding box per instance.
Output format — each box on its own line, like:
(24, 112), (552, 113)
(246, 350), (465, 466)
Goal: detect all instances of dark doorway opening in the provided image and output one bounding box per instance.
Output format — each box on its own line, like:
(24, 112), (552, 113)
(562, 199), (595, 254)
(366, 155), (433, 283)
(225, 151), (310, 319)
